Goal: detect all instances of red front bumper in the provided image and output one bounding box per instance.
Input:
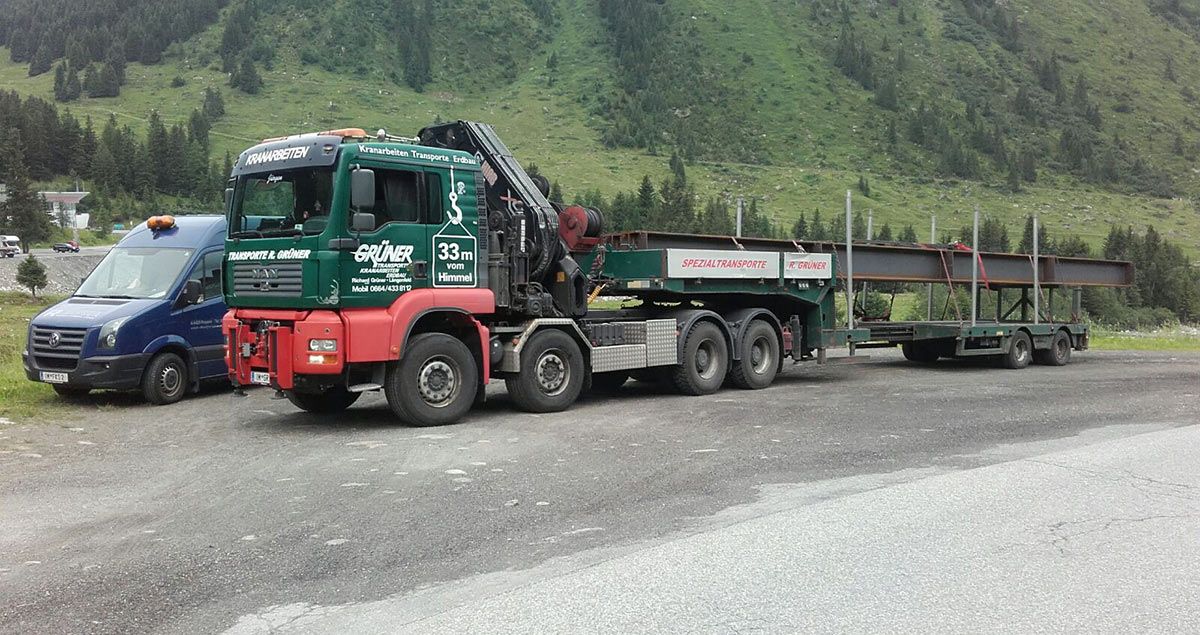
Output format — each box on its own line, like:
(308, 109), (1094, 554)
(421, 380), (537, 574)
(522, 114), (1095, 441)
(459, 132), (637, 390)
(222, 309), (345, 390)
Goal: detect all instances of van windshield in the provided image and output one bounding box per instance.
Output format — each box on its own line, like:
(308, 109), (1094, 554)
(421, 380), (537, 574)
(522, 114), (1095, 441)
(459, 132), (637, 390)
(76, 247), (194, 299)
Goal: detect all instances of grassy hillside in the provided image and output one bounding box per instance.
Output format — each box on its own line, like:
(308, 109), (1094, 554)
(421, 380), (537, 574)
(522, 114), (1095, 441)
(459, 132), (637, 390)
(0, 0), (1199, 253)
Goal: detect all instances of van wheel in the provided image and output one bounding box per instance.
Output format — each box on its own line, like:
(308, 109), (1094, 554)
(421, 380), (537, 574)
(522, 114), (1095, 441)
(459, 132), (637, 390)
(730, 320), (779, 389)
(52, 385), (90, 400)
(1035, 330), (1072, 366)
(287, 387), (360, 413)
(142, 352), (188, 405)
(1002, 331), (1033, 370)
(672, 321), (729, 396)
(507, 329), (585, 413)
(386, 333), (478, 427)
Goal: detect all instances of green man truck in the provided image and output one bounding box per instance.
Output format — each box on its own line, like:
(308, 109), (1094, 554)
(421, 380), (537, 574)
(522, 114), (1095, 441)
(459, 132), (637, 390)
(221, 122), (1133, 426)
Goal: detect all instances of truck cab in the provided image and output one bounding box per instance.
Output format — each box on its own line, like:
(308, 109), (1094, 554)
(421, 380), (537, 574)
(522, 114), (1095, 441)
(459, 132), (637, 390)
(24, 215), (228, 404)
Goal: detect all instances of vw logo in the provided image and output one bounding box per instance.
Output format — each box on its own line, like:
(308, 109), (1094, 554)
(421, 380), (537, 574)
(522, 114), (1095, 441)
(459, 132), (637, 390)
(48, 332), (61, 348)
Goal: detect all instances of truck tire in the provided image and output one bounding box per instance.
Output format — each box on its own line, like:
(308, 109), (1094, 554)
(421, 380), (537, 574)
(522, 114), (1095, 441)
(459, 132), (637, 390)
(1035, 330), (1072, 366)
(901, 341), (940, 363)
(507, 329), (585, 413)
(287, 387), (360, 413)
(52, 385), (90, 400)
(385, 333), (478, 427)
(671, 321), (729, 396)
(1002, 331), (1033, 370)
(142, 352), (188, 405)
(729, 320), (779, 389)
(589, 371), (629, 393)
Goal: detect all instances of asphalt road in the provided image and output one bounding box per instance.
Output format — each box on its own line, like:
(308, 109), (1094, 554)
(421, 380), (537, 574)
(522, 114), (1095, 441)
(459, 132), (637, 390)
(20, 245), (112, 259)
(1, 349), (1197, 634)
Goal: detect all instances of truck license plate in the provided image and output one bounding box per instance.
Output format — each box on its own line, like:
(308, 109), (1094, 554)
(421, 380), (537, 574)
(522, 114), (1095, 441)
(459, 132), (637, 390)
(40, 371), (68, 384)
(250, 371), (271, 386)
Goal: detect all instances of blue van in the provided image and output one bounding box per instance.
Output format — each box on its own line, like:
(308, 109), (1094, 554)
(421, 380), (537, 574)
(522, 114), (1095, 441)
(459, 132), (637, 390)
(23, 215), (228, 404)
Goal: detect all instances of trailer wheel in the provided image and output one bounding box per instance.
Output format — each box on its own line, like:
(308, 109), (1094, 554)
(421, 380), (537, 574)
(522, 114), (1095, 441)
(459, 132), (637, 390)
(1002, 331), (1033, 370)
(901, 342), (940, 363)
(672, 321), (729, 396)
(287, 387), (360, 413)
(730, 320), (779, 389)
(589, 371), (629, 393)
(506, 329), (585, 413)
(385, 333), (478, 427)
(1035, 330), (1072, 366)
(142, 352), (188, 405)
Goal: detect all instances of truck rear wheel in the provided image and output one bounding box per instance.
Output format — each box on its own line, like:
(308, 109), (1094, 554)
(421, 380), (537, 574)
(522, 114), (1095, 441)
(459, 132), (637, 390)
(1035, 330), (1072, 366)
(1002, 331), (1033, 370)
(385, 333), (478, 427)
(729, 320), (779, 389)
(142, 352), (188, 405)
(901, 342), (940, 363)
(287, 387), (360, 413)
(507, 329), (585, 413)
(672, 321), (728, 396)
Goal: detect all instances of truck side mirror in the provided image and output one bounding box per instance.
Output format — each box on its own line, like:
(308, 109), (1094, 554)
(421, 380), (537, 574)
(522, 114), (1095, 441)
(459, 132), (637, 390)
(224, 188), (234, 213)
(350, 168), (375, 211)
(351, 212), (375, 232)
(179, 279), (203, 307)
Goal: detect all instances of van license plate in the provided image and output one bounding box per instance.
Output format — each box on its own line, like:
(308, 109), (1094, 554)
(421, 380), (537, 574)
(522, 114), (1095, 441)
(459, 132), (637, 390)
(40, 372), (68, 384)
(250, 371), (271, 386)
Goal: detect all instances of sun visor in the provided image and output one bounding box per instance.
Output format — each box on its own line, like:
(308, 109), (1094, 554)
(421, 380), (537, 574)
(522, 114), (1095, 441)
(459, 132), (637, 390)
(232, 135), (343, 176)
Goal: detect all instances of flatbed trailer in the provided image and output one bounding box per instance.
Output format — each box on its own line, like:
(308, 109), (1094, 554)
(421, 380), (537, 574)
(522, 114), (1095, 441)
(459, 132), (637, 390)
(220, 122), (1134, 426)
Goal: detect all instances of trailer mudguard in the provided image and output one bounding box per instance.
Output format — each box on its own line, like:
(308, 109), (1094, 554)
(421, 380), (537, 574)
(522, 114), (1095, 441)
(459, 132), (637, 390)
(665, 309), (734, 364)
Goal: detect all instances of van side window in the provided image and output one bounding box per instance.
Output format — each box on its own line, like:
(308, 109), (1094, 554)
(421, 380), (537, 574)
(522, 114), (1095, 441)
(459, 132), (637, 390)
(187, 251), (223, 300)
(359, 168), (423, 228)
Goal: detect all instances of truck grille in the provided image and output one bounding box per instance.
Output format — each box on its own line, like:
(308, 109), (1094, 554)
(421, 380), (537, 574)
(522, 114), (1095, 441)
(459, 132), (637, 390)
(31, 326), (87, 370)
(232, 262), (303, 297)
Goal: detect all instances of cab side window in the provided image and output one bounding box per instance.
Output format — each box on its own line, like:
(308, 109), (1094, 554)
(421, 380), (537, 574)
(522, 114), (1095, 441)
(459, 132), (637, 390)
(426, 172), (445, 224)
(361, 168), (423, 228)
(187, 251), (223, 301)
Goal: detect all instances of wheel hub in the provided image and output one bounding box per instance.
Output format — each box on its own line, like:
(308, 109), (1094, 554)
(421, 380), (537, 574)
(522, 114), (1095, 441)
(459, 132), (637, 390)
(535, 350), (568, 395)
(696, 340), (717, 379)
(418, 358), (458, 406)
(160, 366), (181, 394)
(751, 337), (772, 373)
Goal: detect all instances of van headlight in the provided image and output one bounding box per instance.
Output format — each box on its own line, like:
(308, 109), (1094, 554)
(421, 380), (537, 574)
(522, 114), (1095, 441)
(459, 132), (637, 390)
(98, 317), (131, 350)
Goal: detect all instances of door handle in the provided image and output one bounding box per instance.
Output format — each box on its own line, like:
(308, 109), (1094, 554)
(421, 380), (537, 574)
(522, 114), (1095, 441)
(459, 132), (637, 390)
(413, 261), (428, 279)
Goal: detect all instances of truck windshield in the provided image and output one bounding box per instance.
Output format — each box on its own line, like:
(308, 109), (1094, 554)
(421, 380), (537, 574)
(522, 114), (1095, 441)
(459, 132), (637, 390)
(76, 247), (194, 299)
(230, 168), (334, 238)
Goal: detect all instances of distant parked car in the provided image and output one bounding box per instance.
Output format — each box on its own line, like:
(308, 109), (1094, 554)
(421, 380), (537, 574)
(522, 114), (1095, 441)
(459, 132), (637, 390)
(52, 241), (80, 253)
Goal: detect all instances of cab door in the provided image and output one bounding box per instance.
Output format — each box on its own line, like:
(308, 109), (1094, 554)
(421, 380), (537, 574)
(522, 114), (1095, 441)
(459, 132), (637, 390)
(339, 162), (436, 306)
(178, 249), (227, 378)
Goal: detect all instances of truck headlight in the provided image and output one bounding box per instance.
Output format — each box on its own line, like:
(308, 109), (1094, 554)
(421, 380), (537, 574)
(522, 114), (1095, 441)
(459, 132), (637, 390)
(98, 317), (130, 350)
(308, 339), (337, 352)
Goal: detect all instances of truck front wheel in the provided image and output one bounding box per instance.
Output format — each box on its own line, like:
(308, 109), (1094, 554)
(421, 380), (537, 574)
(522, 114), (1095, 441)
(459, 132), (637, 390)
(672, 321), (729, 396)
(142, 352), (188, 405)
(385, 333), (478, 427)
(287, 387), (360, 413)
(506, 329), (585, 413)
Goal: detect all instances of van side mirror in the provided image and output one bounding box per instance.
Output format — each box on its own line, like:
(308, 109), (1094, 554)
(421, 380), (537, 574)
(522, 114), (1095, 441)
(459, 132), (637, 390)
(350, 168), (375, 210)
(179, 279), (203, 306)
(224, 187), (234, 212)
(351, 212), (375, 232)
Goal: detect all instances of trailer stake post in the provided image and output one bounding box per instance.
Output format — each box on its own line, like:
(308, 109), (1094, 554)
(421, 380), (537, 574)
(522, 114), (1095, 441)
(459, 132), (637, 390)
(1033, 214), (1040, 325)
(971, 206), (979, 327)
(845, 190), (855, 341)
(927, 215), (935, 321)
